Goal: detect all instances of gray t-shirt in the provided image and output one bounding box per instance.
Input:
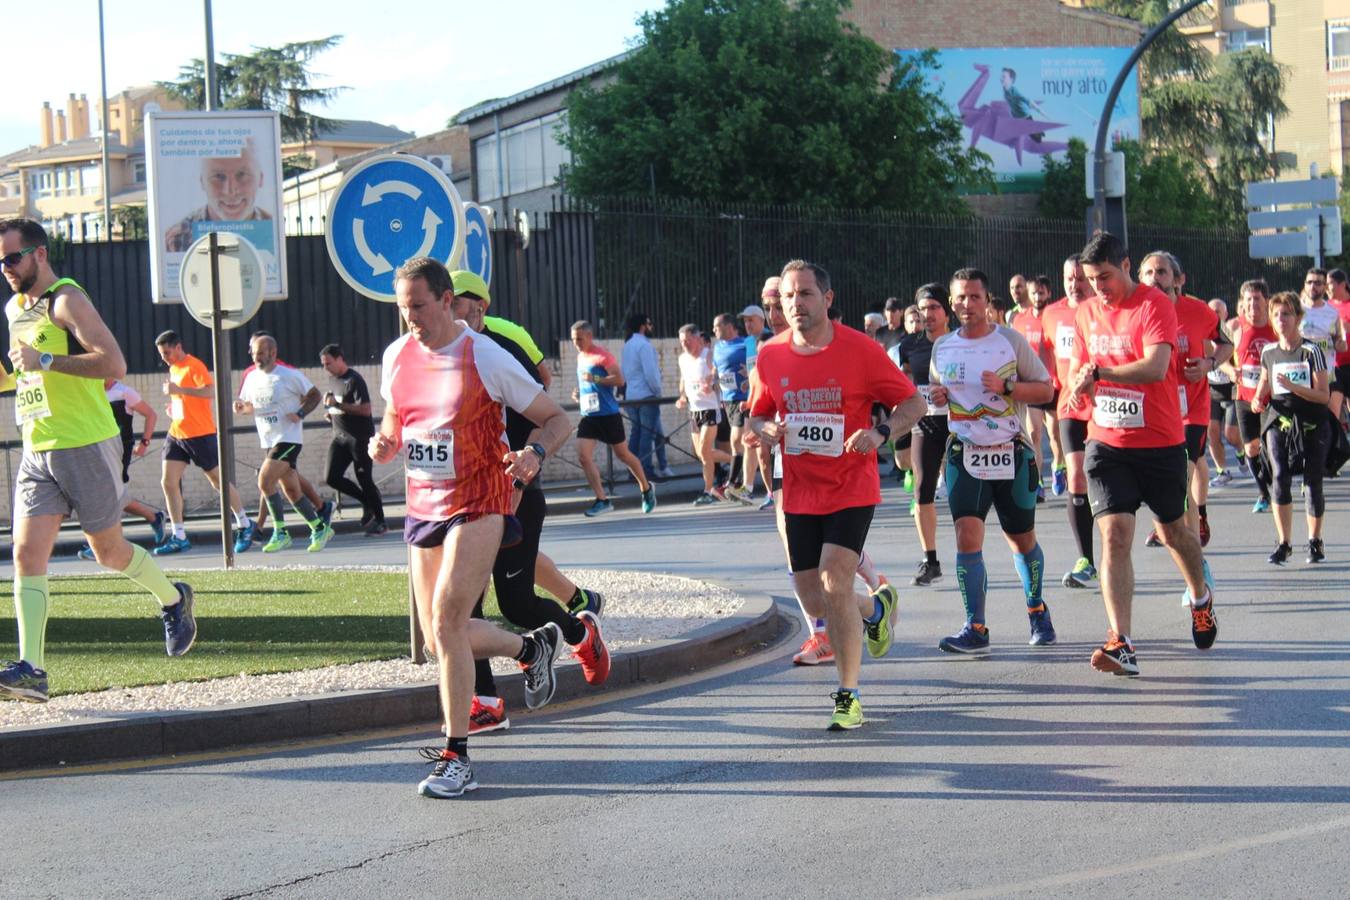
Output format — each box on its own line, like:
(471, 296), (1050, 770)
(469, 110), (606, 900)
(930, 325), (1049, 445)
(1260, 340), (1327, 428)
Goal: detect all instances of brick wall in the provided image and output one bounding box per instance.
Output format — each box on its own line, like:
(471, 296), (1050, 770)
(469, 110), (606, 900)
(844, 0), (1140, 49)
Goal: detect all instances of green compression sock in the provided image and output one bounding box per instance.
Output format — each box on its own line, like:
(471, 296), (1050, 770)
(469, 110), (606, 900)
(120, 543), (182, 607)
(14, 574), (49, 670)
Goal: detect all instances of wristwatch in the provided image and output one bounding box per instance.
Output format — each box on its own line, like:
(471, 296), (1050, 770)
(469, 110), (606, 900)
(1003, 377), (1014, 395)
(526, 442), (547, 461)
(38, 352), (53, 371)
(874, 423), (891, 440)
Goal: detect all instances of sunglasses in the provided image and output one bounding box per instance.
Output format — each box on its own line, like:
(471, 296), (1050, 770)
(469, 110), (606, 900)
(0, 245), (36, 268)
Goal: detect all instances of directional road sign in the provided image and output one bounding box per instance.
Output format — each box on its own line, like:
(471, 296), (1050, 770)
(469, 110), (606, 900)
(325, 154), (466, 302)
(460, 202), (493, 286)
(1245, 177), (1338, 209)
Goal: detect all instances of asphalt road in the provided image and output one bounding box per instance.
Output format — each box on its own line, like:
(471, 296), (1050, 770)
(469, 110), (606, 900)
(4, 469), (1350, 898)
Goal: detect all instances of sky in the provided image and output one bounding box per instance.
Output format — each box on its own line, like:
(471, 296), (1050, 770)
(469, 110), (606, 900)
(2, 0), (661, 152)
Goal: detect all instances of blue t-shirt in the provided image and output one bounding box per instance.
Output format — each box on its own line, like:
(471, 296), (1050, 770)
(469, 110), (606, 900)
(576, 346), (620, 417)
(712, 337), (749, 402)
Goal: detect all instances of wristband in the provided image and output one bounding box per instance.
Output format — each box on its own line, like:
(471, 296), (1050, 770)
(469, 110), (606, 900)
(874, 423), (891, 441)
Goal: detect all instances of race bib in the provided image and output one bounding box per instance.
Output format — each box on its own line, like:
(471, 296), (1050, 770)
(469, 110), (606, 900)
(1093, 385), (1145, 430)
(784, 412), (844, 457)
(963, 440), (1014, 481)
(1055, 324), (1075, 360)
(1271, 361), (1311, 396)
(1178, 385), (1189, 417)
(718, 369), (739, 393)
(1240, 365), (1262, 389)
(580, 391), (601, 415)
(14, 372), (50, 424)
(918, 384), (947, 416)
(403, 428), (455, 480)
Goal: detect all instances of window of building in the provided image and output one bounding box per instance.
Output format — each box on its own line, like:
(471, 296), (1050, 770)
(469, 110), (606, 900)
(1226, 28), (1270, 53)
(473, 111), (570, 202)
(81, 164), (101, 195)
(1331, 21), (1350, 61)
(132, 160), (146, 183)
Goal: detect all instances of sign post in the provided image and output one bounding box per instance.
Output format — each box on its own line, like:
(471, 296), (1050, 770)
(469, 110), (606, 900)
(1246, 170), (1342, 263)
(325, 153), (466, 662)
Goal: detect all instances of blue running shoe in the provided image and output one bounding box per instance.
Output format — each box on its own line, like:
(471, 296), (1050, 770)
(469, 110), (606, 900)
(641, 485), (657, 514)
(153, 535), (191, 556)
(0, 659), (48, 703)
(566, 588), (605, 618)
(1052, 467), (1067, 496)
(77, 543), (95, 561)
(151, 511), (168, 546)
(318, 500), (335, 527)
(584, 499), (614, 518)
(1252, 497), (1270, 513)
(233, 521), (258, 554)
(1028, 604), (1057, 646)
(161, 583), (197, 657)
(938, 623), (991, 655)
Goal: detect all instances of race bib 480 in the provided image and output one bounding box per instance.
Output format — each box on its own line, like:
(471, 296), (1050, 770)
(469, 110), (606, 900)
(784, 412), (844, 457)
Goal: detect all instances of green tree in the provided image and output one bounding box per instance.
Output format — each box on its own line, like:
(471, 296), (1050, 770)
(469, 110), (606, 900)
(159, 36), (346, 143)
(1039, 138), (1226, 228)
(1090, 2), (1288, 222)
(561, 0), (990, 210)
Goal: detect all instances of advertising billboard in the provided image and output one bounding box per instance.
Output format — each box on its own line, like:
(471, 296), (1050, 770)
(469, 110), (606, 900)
(145, 109), (288, 302)
(897, 47), (1141, 194)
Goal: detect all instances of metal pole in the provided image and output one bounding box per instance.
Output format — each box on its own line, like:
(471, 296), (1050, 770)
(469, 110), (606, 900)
(97, 0), (112, 237)
(1091, 0), (1207, 237)
(204, 0), (237, 567)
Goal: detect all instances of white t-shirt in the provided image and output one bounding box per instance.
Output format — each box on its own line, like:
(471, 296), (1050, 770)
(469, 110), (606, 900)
(930, 325), (1049, 445)
(678, 348), (720, 412)
(240, 365), (314, 447)
(1300, 302), (1341, 357)
(104, 381), (143, 407)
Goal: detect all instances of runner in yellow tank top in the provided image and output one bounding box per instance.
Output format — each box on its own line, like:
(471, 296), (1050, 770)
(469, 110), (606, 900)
(0, 218), (197, 704)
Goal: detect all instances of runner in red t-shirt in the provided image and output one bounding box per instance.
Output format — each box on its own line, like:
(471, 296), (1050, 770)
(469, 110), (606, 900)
(1138, 252), (1232, 550)
(1039, 255), (1097, 589)
(1010, 275), (1058, 502)
(1066, 233), (1216, 677)
(1223, 280), (1278, 512)
(1328, 268), (1350, 422)
(748, 259), (924, 731)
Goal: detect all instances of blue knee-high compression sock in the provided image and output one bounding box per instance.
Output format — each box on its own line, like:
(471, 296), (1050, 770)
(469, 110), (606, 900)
(955, 551), (988, 626)
(1013, 543), (1045, 610)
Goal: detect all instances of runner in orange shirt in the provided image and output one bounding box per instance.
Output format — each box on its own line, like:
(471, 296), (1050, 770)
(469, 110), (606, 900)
(1009, 274), (1056, 503)
(1223, 280), (1278, 513)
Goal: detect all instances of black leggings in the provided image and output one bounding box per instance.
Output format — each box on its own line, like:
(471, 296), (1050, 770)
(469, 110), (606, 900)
(474, 489), (585, 696)
(1265, 419), (1329, 516)
(325, 432), (384, 523)
(911, 418), (949, 505)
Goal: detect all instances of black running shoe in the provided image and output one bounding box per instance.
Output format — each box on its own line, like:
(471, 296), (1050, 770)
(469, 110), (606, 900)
(521, 622), (562, 709)
(1190, 600), (1218, 650)
(1307, 539), (1326, 564)
(1268, 543), (1292, 565)
(912, 560), (943, 587)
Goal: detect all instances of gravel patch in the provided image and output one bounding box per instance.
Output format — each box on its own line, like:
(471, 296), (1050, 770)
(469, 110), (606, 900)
(0, 568), (742, 729)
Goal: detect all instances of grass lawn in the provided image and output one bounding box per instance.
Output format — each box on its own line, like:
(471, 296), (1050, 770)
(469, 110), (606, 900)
(0, 568), (503, 697)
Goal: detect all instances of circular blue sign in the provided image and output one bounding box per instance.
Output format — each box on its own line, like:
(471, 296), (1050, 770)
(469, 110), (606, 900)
(325, 155), (466, 302)
(461, 202), (493, 287)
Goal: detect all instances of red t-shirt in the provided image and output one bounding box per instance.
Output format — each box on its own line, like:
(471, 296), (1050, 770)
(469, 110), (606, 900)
(1040, 297), (1089, 421)
(1232, 319), (1277, 403)
(1010, 308), (1053, 381)
(749, 324), (915, 515)
(1072, 283), (1183, 449)
(1333, 299), (1350, 367)
(1173, 294), (1221, 427)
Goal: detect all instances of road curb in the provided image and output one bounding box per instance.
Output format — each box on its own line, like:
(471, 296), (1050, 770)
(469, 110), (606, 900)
(0, 592), (784, 772)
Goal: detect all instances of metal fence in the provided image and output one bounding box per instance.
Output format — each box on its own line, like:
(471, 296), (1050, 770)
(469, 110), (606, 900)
(12, 199), (1310, 371)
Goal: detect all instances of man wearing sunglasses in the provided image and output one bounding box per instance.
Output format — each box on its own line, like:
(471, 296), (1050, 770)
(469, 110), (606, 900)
(0, 218), (196, 703)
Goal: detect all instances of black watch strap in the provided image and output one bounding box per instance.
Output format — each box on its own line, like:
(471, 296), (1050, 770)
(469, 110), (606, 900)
(526, 441), (547, 461)
(874, 423), (891, 440)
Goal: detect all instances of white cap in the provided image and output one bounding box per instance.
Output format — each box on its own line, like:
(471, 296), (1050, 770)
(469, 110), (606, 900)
(739, 304), (766, 319)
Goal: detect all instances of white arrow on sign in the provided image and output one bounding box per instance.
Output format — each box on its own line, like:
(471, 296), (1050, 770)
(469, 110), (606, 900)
(362, 180), (422, 206)
(352, 217), (392, 275)
(413, 206), (442, 260)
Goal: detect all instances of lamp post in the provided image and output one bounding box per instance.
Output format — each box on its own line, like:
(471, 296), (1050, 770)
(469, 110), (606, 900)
(1090, 0), (1209, 241)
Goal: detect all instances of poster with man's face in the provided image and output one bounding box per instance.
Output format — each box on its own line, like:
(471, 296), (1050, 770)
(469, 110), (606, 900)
(146, 110), (287, 302)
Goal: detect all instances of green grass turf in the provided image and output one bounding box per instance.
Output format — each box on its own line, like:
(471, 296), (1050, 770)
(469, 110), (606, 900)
(0, 568), (504, 697)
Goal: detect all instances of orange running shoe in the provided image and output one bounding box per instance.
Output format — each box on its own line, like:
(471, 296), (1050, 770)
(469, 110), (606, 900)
(1090, 631), (1139, 676)
(468, 696), (510, 735)
(574, 611), (611, 685)
(792, 632), (835, 666)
